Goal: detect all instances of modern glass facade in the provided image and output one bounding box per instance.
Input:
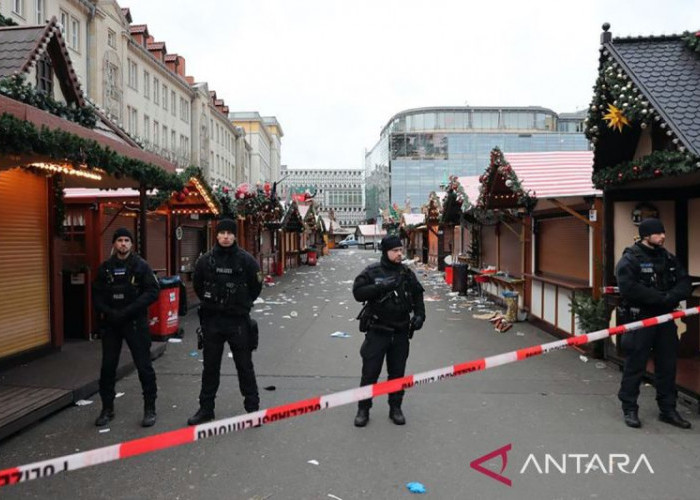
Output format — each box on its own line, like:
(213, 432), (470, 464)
(365, 107), (590, 215)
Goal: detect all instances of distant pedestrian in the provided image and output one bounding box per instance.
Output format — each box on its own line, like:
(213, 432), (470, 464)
(92, 228), (160, 427)
(616, 218), (691, 429)
(352, 235), (425, 427)
(187, 219), (263, 425)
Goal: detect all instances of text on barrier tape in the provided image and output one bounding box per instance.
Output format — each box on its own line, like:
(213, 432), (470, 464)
(2, 306), (698, 488)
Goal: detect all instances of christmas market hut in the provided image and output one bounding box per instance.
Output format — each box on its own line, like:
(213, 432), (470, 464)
(422, 190), (444, 269)
(585, 24), (700, 389)
(0, 18), (182, 359)
(279, 200), (304, 270)
(399, 213), (425, 261)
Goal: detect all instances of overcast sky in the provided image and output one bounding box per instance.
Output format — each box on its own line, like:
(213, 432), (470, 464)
(131, 0), (699, 172)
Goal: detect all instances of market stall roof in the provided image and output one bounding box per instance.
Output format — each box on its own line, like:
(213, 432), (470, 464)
(356, 224), (387, 238)
(162, 176), (220, 215)
(0, 19), (179, 189)
(503, 151), (599, 199)
(456, 175), (481, 204)
(401, 213), (425, 226)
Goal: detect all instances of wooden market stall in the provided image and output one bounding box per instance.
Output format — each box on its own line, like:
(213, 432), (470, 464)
(280, 201), (304, 271)
(585, 25), (700, 396)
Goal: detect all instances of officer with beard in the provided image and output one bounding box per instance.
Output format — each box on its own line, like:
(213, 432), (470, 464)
(187, 218), (263, 425)
(93, 228), (160, 427)
(616, 218), (691, 429)
(352, 235), (425, 427)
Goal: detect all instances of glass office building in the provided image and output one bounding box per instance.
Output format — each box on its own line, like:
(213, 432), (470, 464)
(364, 107), (589, 218)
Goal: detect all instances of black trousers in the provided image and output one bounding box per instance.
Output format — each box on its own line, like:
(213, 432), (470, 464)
(618, 321), (679, 413)
(358, 328), (410, 410)
(199, 317), (259, 412)
(99, 323), (157, 407)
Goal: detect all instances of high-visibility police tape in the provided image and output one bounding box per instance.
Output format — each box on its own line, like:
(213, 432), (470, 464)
(1, 306), (698, 488)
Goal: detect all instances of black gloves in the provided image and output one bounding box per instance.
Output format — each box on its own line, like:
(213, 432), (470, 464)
(376, 275), (400, 293)
(410, 315), (424, 331)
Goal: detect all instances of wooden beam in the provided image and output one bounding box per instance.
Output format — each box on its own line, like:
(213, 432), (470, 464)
(547, 198), (594, 227)
(500, 219), (522, 240)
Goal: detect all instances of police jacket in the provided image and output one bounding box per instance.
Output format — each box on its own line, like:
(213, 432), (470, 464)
(615, 242), (691, 317)
(93, 253), (159, 331)
(193, 242), (263, 317)
(353, 255), (425, 331)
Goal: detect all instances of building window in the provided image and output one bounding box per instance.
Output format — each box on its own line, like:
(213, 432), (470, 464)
(127, 59), (137, 90)
(153, 120), (159, 147)
(70, 17), (79, 51)
(180, 97), (189, 123)
(12, 0), (24, 17)
(170, 91), (176, 116)
(35, 0), (44, 24)
(59, 10), (68, 35)
(153, 77), (159, 104)
(162, 125), (168, 149)
(171, 130), (176, 151)
(162, 84), (168, 110)
(107, 28), (116, 49)
(143, 70), (150, 98)
(143, 115), (150, 142)
(35, 52), (53, 95)
(127, 106), (137, 135)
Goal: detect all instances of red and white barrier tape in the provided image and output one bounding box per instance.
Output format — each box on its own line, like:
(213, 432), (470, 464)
(2, 306), (698, 489)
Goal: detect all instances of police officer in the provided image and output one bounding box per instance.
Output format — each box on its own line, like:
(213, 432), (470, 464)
(187, 219), (263, 425)
(352, 235), (425, 427)
(616, 218), (691, 429)
(93, 228), (160, 427)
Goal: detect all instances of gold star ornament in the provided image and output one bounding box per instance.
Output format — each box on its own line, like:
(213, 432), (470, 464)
(602, 104), (630, 132)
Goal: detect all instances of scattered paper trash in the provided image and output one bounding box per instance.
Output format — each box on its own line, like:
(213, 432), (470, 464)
(168, 338), (182, 343)
(330, 331), (351, 338)
(307, 459), (320, 465)
(98, 428), (110, 433)
(579, 355), (589, 363)
(115, 392), (125, 398)
(75, 399), (93, 406)
(263, 385), (276, 391)
(253, 298), (265, 304)
(228, 352), (233, 358)
(595, 362), (607, 369)
(327, 494), (343, 500)
(406, 482), (426, 494)
(189, 351), (199, 357)
(290, 311), (298, 317)
(516, 331), (525, 336)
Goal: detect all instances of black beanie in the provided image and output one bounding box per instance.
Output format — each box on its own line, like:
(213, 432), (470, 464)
(381, 235), (402, 253)
(216, 218), (237, 235)
(639, 218), (665, 238)
(112, 227), (133, 243)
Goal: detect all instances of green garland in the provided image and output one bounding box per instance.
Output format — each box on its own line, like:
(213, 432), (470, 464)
(0, 13), (18, 26)
(1, 75), (97, 128)
(592, 150), (699, 188)
(680, 30), (700, 53)
(475, 147), (536, 212)
(441, 175), (469, 224)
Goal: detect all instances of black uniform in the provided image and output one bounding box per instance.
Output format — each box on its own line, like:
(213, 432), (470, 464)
(616, 242), (691, 413)
(353, 255), (425, 410)
(93, 253), (160, 409)
(193, 242), (263, 413)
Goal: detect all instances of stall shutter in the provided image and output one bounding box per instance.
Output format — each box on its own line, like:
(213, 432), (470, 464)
(481, 225), (498, 268)
(537, 216), (589, 282)
(0, 170), (50, 359)
(146, 213), (167, 275)
(499, 223), (523, 277)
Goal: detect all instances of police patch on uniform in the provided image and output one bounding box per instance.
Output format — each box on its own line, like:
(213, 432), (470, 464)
(256, 271), (263, 283)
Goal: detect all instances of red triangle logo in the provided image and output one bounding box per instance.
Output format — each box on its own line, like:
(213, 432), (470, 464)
(470, 443), (512, 487)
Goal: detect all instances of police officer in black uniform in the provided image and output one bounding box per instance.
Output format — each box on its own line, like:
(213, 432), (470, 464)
(187, 219), (263, 425)
(352, 235), (425, 427)
(93, 228), (160, 427)
(616, 218), (691, 429)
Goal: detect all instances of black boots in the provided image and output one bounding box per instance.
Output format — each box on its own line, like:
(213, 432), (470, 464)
(95, 407), (115, 427)
(142, 402), (157, 427)
(623, 410), (641, 428)
(659, 409), (691, 429)
(188, 408), (215, 425)
(389, 406), (406, 425)
(354, 408), (369, 427)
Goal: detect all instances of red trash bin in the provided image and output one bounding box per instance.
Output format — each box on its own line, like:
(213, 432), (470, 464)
(307, 250), (317, 266)
(148, 277), (181, 340)
(445, 265), (453, 285)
